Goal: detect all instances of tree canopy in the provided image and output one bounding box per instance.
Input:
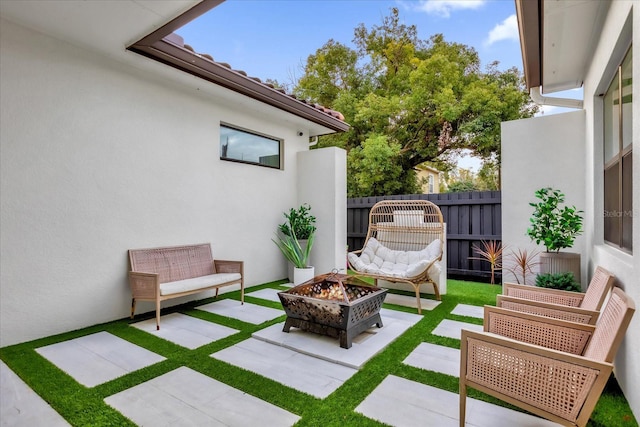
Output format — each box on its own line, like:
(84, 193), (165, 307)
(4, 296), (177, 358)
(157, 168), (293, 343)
(294, 8), (537, 197)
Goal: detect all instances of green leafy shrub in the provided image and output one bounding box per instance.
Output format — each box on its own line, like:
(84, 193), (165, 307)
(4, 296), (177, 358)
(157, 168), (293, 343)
(535, 272), (581, 292)
(278, 204), (316, 240)
(527, 187), (583, 252)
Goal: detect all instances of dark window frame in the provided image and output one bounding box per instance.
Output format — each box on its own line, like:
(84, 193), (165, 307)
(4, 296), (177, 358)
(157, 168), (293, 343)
(603, 46), (633, 253)
(220, 124), (282, 169)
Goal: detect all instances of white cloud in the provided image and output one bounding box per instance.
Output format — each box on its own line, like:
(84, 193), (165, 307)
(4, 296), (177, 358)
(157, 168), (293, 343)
(416, 0), (486, 18)
(485, 14), (519, 46)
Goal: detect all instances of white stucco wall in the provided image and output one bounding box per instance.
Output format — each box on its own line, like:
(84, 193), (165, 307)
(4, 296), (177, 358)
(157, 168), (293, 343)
(501, 110), (587, 285)
(297, 147), (347, 275)
(580, 1), (640, 418)
(0, 18), (344, 347)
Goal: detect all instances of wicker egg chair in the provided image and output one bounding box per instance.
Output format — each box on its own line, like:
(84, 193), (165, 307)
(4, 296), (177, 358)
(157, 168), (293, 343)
(347, 200), (444, 313)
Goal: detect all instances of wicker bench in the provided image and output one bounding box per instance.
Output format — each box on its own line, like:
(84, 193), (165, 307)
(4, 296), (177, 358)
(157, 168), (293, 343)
(128, 243), (244, 330)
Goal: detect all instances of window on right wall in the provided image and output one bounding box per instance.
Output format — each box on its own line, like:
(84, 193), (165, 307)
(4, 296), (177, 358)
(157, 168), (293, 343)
(603, 46), (632, 253)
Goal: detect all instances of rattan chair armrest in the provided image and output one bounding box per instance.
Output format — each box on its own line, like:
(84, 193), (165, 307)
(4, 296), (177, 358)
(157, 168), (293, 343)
(128, 271), (159, 299)
(496, 295), (599, 325)
(503, 282), (586, 306)
(213, 260), (243, 274)
(484, 305), (596, 355)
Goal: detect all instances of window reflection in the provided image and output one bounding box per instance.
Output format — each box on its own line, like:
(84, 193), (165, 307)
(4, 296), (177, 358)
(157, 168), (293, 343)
(220, 125), (280, 168)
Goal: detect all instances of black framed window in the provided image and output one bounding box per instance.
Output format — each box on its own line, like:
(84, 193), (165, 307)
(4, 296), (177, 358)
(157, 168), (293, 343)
(220, 125), (281, 169)
(603, 47), (632, 252)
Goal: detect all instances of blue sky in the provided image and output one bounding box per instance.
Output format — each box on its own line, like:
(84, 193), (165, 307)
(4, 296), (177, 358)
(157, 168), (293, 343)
(177, 0), (522, 86)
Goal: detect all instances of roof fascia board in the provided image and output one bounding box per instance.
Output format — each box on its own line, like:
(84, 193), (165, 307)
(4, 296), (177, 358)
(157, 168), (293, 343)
(515, 0), (542, 89)
(128, 0), (349, 133)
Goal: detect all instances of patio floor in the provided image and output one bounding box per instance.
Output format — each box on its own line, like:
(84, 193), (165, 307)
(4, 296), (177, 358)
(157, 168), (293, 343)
(1, 287), (560, 426)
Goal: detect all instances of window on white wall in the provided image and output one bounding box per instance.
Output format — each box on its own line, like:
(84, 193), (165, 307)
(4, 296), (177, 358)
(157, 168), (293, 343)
(220, 124), (281, 169)
(603, 46), (632, 253)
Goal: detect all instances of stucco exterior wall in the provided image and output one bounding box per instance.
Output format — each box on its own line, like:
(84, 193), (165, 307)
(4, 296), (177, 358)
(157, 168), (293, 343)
(0, 18), (342, 347)
(501, 110), (587, 285)
(580, 1), (639, 417)
(297, 148), (347, 275)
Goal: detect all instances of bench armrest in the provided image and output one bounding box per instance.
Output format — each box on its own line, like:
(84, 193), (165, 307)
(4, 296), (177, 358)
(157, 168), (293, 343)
(214, 260), (243, 275)
(128, 272), (160, 299)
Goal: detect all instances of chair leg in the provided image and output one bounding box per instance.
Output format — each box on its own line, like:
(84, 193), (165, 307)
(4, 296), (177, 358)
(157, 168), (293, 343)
(459, 381), (467, 427)
(431, 280), (441, 301)
(130, 298), (136, 319)
(155, 299), (161, 331)
(413, 285), (423, 314)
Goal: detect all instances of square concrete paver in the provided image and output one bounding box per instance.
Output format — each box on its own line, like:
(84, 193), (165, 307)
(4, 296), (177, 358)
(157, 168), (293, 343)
(451, 304), (484, 319)
(432, 319), (483, 340)
(384, 293), (441, 311)
(403, 342), (460, 377)
(245, 288), (282, 302)
(211, 338), (356, 398)
(196, 299), (284, 324)
(36, 332), (165, 387)
(1, 361), (70, 427)
(131, 313), (239, 349)
(252, 308), (422, 369)
(105, 366), (300, 426)
(356, 375), (558, 427)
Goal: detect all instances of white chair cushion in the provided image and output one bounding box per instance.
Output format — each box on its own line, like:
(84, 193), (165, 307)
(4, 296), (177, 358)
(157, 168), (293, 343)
(348, 238), (441, 279)
(160, 273), (242, 296)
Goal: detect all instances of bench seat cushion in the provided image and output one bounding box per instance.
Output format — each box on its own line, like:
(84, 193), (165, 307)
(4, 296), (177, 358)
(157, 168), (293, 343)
(160, 273), (242, 296)
(348, 237), (441, 279)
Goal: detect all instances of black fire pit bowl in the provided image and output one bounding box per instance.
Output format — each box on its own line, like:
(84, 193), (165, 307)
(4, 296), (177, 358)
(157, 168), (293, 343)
(278, 273), (387, 349)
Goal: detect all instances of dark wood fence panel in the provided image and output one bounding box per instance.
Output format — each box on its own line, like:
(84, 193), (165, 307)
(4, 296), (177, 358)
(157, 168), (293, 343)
(347, 191), (501, 281)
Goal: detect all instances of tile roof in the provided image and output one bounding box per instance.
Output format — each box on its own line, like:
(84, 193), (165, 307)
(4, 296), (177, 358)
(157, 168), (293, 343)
(165, 33), (345, 123)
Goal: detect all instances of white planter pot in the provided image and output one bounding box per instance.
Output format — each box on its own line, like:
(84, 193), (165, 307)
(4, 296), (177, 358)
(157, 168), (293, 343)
(287, 239), (309, 281)
(293, 266), (315, 285)
(539, 252), (581, 284)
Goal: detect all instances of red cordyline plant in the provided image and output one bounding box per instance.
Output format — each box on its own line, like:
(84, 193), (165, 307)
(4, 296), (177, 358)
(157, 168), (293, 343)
(504, 248), (540, 285)
(470, 240), (505, 285)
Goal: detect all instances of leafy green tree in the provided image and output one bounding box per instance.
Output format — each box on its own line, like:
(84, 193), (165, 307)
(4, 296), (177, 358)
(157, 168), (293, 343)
(296, 7), (537, 197)
(347, 134), (418, 197)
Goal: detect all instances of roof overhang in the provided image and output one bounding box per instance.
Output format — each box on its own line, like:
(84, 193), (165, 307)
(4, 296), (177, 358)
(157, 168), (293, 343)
(0, 0), (349, 135)
(516, 0), (610, 94)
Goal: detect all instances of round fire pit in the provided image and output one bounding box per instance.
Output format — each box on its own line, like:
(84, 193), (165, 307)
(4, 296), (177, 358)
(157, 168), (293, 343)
(277, 272), (387, 349)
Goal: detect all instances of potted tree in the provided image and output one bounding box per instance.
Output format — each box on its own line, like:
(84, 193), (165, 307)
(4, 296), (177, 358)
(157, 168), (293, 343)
(273, 204), (316, 285)
(526, 187), (583, 283)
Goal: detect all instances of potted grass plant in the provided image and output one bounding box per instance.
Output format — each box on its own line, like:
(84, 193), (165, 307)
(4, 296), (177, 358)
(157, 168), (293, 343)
(527, 187), (583, 283)
(273, 204), (316, 285)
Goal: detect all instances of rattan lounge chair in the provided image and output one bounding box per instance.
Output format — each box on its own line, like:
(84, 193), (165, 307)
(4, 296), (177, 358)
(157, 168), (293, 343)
(460, 287), (635, 427)
(498, 266), (615, 324)
(347, 200), (444, 313)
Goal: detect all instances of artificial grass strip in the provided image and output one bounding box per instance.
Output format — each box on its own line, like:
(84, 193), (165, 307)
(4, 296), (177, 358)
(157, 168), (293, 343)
(1, 280), (637, 427)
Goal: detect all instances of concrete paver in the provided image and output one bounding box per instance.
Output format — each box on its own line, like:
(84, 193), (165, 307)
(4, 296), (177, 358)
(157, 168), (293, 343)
(131, 312), (239, 349)
(104, 366), (300, 426)
(196, 299), (284, 324)
(35, 331), (165, 387)
(0, 361), (70, 427)
(356, 375), (558, 427)
(432, 319), (483, 340)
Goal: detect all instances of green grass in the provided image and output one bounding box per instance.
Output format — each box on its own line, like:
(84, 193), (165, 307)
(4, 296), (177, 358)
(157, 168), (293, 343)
(1, 279), (637, 427)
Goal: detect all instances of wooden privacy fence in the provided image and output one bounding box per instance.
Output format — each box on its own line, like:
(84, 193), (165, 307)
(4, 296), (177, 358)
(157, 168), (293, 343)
(347, 191), (502, 281)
